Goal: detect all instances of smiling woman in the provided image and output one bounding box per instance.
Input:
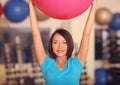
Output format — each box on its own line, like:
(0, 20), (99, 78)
(49, 29), (74, 60)
(29, 0), (96, 84)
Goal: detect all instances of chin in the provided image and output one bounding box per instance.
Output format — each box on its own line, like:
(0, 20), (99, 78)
(57, 54), (67, 58)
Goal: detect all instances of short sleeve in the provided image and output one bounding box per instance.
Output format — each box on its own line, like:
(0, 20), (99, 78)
(40, 55), (53, 72)
(71, 55), (84, 70)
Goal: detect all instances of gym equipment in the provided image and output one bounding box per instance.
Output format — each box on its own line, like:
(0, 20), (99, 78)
(112, 75), (120, 80)
(80, 67), (90, 85)
(102, 30), (111, 59)
(109, 56), (120, 63)
(3, 32), (10, 43)
(108, 79), (120, 85)
(109, 68), (120, 75)
(95, 29), (103, 59)
(33, 0), (92, 19)
(95, 42), (103, 59)
(109, 13), (120, 30)
(95, 7), (112, 25)
(31, 44), (44, 85)
(14, 36), (26, 85)
(0, 3), (3, 17)
(0, 41), (3, 55)
(4, 43), (18, 85)
(95, 68), (108, 85)
(4, 0), (29, 22)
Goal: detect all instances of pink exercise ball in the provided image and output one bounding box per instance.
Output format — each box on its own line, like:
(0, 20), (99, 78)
(95, 8), (113, 25)
(34, 6), (49, 21)
(33, 0), (93, 19)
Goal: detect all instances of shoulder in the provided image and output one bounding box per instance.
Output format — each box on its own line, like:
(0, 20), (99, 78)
(69, 55), (84, 67)
(40, 55), (54, 67)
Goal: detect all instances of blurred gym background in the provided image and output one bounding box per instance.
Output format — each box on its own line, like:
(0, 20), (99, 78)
(0, 0), (120, 85)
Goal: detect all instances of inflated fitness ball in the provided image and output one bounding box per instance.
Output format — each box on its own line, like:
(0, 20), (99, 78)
(95, 68), (108, 85)
(0, 3), (3, 17)
(95, 7), (112, 25)
(109, 13), (120, 30)
(33, 0), (93, 19)
(4, 0), (29, 22)
(34, 6), (49, 21)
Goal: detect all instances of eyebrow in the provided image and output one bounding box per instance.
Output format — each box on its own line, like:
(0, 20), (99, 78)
(53, 40), (66, 42)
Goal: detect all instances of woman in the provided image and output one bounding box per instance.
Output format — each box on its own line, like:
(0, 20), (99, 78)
(29, 0), (96, 85)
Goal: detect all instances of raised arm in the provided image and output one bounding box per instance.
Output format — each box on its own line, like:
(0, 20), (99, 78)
(29, 0), (46, 66)
(78, 0), (97, 65)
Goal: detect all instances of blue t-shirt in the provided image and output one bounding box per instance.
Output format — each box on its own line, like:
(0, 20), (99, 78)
(40, 55), (84, 85)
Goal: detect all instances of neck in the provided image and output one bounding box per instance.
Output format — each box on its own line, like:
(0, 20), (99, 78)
(56, 57), (67, 65)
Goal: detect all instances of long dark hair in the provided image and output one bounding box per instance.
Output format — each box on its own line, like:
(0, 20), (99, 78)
(48, 29), (74, 59)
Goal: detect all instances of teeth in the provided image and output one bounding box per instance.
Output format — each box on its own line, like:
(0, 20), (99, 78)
(57, 50), (63, 53)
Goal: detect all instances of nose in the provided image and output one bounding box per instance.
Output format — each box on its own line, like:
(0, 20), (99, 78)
(58, 43), (62, 49)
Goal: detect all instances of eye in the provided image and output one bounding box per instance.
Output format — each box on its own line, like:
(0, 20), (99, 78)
(53, 41), (58, 44)
(63, 41), (67, 44)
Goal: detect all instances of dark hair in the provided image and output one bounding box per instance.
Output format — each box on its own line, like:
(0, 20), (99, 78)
(48, 29), (74, 59)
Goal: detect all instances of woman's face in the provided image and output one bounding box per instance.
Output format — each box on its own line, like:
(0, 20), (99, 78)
(52, 33), (68, 58)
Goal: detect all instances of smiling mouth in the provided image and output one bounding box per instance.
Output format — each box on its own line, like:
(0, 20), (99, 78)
(57, 50), (64, 53)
